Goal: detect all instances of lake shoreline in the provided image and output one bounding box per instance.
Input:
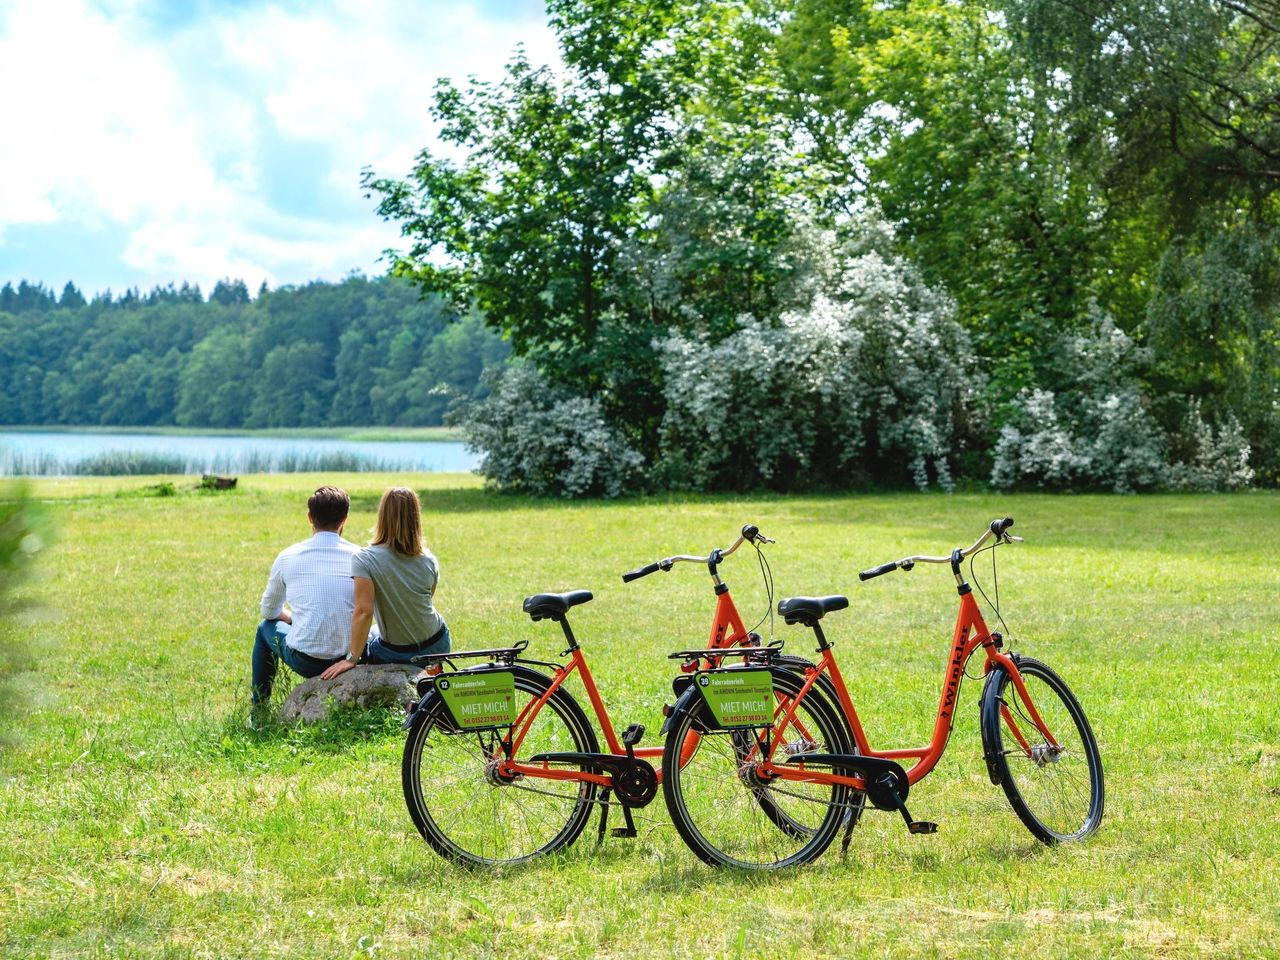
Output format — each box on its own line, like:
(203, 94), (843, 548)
(0, 424), (463, 442)
(0, 429), (478, 476)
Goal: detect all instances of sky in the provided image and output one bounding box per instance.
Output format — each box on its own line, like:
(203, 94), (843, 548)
(0, 0), (556, 298)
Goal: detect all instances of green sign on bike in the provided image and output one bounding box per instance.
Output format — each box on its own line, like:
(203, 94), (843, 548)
(696, 669), (773, 728)
(435, 671), (516, 730)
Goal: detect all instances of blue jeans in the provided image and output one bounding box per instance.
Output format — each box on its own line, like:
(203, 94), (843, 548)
(365, 623), (451, 665)
(251, 619), (340, 704)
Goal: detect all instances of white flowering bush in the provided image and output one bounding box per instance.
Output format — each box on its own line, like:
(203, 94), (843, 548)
(657, 299), (867, 489)
(657, 219), (980, 491)
(992, 388), (1167, 493)
(1167, 400), (1255, 491)
(457, 365), (644, 498)
(991, 315), (1169, 492)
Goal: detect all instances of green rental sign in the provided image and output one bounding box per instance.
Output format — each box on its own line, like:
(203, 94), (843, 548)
(696, 669), (774, 728)
(435, 671), (516, 730)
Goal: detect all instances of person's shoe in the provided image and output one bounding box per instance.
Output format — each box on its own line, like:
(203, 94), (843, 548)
(248, 702), (272, 731)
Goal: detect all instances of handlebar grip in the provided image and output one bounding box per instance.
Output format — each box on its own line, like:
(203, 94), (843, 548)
(622, 562), (661, 583)
(858, 562), (898, 581)
(990, 517), (1014, 537)
(741, 523), (759, 543)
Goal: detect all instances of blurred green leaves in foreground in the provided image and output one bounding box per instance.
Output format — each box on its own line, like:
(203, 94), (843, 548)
(0, 481), (49, 746)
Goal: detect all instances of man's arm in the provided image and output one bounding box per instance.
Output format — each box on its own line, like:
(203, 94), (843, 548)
(320, 576), (375, 680)
(260, 557), (287, 621)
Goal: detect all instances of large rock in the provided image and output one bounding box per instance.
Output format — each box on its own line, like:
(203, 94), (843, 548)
(279, 664), (422, 725)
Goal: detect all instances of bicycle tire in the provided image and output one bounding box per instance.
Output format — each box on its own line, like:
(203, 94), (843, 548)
(982, 656), (1104, 844)
(402, 666), (600, 867)
(662, 668), (853, 869)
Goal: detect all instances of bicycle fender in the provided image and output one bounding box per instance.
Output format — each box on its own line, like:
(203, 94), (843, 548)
(660, 683), (709, 737)
(979, 661), (1011, 785)
(403, 688), (439, 731)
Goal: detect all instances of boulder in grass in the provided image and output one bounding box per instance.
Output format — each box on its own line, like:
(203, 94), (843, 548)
(278, 664), (421, 725)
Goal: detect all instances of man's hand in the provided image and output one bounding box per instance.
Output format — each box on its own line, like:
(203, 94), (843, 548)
(320, 658), (357, 681)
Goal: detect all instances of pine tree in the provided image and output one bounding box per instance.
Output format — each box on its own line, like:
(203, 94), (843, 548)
(59, 282), (86, 309)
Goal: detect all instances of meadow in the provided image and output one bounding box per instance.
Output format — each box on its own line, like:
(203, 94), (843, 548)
(1, 474), (1278, 958)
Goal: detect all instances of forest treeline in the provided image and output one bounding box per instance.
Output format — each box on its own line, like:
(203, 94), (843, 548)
(0, 275), (507, 428)
(369, 0), (1280, 494)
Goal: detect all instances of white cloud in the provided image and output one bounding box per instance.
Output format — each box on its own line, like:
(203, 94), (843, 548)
(0, 0), (557, 289)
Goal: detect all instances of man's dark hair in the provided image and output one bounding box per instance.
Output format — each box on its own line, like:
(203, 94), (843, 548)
(308, 486), (350, 530)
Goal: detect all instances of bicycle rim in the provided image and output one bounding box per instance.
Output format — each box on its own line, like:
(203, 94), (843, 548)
(402, 673), (597, 867)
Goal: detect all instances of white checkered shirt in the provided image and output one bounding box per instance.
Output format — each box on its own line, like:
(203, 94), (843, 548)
(260, 531), (361, 659)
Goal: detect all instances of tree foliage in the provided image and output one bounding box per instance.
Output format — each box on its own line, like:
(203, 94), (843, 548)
(0, 276), (507, 428)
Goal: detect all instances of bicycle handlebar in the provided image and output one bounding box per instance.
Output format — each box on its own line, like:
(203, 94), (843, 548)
(622, 523), (774, 584)
(858, 562), (899, 581)
(621, 561), (663, 583)
(858, 517), (1022, 581)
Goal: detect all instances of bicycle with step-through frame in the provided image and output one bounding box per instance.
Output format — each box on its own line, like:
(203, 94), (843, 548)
(659, 517), (1105, 869)
(399, 523), (829, 867)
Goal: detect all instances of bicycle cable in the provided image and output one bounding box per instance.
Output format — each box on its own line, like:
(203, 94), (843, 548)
(968, 542), (1015, 660)
(744, 538), (776, 642)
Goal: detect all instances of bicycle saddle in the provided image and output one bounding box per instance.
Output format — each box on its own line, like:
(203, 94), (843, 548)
(522, 590), (594, 621)
(777, 595), (849, 625)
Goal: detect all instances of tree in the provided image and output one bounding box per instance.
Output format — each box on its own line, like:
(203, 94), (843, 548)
(209, 278), (250, 306)
(366, 0), (839, 460)
(59, 282), (85, 309)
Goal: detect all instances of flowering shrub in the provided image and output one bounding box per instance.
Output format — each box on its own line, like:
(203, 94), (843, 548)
(991, 316), (1169, 492)
(657, 221), (979, 491)
(456, 365), (644, 498)
(1167, 400), (1255, 492)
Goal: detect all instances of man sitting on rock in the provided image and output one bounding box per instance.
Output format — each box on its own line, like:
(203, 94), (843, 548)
(250, 485), (362, 722)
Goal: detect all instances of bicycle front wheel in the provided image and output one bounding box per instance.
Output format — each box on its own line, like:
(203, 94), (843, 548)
(662, 670), (852, 869)
(984, 656), (1104, 844)
(402, 668), (599, 867)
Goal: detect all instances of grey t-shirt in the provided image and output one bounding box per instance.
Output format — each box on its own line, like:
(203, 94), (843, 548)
(351, 545), (445, 647)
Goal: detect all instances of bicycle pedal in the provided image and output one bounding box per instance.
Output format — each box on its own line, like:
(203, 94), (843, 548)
(610, 827), (638, 838)
(908, 821), (938, 835)
(621, 723), (645, 748)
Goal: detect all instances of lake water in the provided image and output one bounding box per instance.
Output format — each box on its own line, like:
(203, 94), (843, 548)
(0, 431), (480, 476)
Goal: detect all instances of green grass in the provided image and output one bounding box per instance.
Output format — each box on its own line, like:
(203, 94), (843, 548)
(2, 476), (1278, 958)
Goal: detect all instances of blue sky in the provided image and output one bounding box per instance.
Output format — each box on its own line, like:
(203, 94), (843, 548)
(0, 0), (555, 297)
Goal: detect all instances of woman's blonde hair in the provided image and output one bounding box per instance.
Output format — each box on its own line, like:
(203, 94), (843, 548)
(372, 487), (424, 556)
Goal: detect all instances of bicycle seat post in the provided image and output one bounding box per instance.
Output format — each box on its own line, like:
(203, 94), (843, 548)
(811, 621), (831, 651)
(557, 615), (579, 654)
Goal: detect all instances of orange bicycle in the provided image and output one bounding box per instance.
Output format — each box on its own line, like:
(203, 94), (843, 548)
(400, 523), (813, 867)
(660, 518), (1104, 868)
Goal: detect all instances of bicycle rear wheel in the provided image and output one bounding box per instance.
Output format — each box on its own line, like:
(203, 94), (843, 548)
(662, 670), (851, 868)
(402, 669), (599, 867)
(983, 656), (1104, 844)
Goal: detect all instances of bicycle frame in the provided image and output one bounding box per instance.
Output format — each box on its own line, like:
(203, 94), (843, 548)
(762, 587), (1059, 792)
(493, 583), (755, 787)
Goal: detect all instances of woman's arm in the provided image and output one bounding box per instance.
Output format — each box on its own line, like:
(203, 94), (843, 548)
(320, 577), (376, 679)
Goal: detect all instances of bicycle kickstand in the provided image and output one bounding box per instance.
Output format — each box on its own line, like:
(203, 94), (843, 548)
(596, 789), (611, 844)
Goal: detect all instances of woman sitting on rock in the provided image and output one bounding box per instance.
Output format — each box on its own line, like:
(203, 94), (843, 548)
(320, 486), (450, 680)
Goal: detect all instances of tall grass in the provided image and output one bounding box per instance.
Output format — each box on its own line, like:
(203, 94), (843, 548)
(0, 448), (401, 476)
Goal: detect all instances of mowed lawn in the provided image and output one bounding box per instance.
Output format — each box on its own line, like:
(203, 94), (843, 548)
(2, 475), (1278, 958)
